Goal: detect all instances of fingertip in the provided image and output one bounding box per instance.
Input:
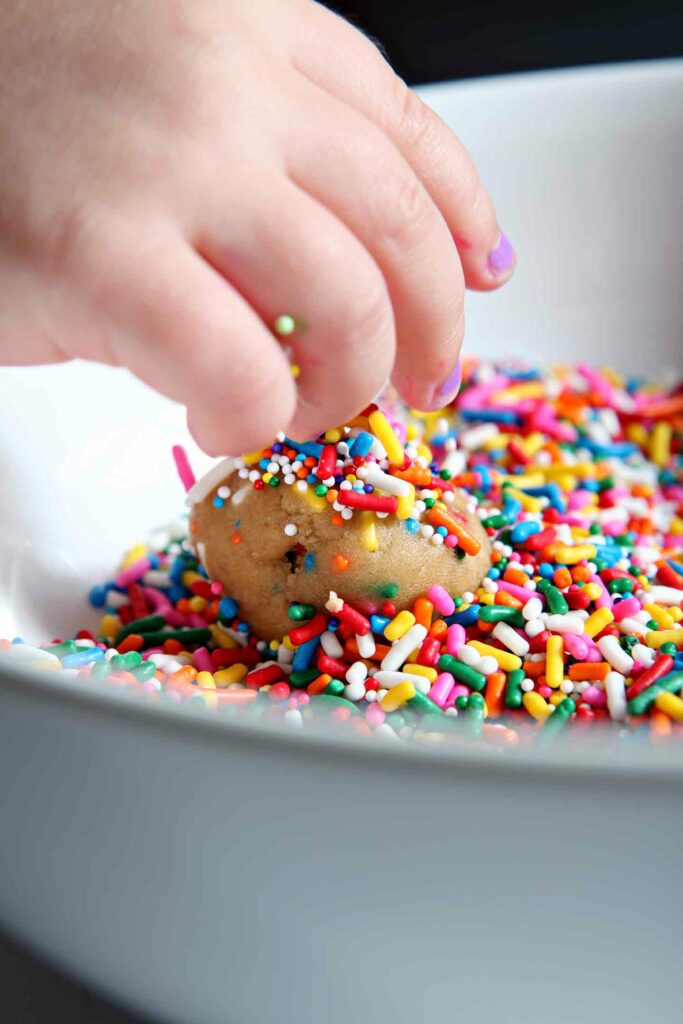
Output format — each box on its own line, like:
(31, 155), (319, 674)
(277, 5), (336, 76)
(187, 375), (297, 457)
(461, 229), (517, 292)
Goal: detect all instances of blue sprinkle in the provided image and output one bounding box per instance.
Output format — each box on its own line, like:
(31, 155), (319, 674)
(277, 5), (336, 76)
(236, 621), (249, 633)
(61, 648), (105, 669)
(348, 432), (374, 458)
(327, 617), (340, 631)
(487, 567), (501, 580)
(461, 408), (521, 425)
(292, 635), (320, 671)
(435, 526), (448, 537)
(169, 584), (186, 604)
(89, 585), (107, 608)
(538, 563), (554, 578)
(212, 497), (224, 508)
(445, 605), (480, 627)
(11, 638), (25, 645)
(303, 552), (317, 572)
(284, 438), (324, 458)
(667, 559), (683, 576)
(404, 518), (420, 534)
(370, 614), (391, 634)
(510, 520), (542, 544)
(219, 597), (239, 620)
(259, 458), (270, 471)
(502, 497), (522, 520)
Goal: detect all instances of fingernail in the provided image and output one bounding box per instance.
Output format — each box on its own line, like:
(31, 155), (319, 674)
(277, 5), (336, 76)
(488, 230), (515, 276)
(431, 358), (462, 409)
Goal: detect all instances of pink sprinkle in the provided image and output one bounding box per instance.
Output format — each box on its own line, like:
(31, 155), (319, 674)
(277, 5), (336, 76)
(582, 685), (607, 709)
(445, 683), (470, 710)
(427, 585), (455, 617)
(497, 580), (535, 602)
(613, 596), (641, 622)
(115, 557), (151, 589)
(444, 535), (458, 548)
(366, 704), (385, 728)
(446, 623), (466, 655)
(172, 445), (196, 493)
(564, 634), (588, 660)
(193, 646), (213, 673)
(588, 574), (613, 609)
(429, 672), (456, 708)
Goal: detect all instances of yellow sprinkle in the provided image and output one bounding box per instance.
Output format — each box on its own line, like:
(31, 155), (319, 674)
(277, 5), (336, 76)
(181, 570), (203, 588)
(241, 450), (263, 466)
(208, 625), (239, 650)
(196, 671), (216, 689)
(479, 592), (495, 605)
(188, 596), (207, 613)
(554, 474), (578, 492)
(654, 691), (683, 722)
(324, 428), (342, 443)
(523, 691), (553, 721)
(670, 607), (683, 623)
(645, 604), (674, 629)
(380, 680), (416, 712)
(553, 544), (597, 565)
(384, 610), (416, 642)
(268, 640), (279, 651)
(545, 634), (564, 688)
(404, 664), (437, 682)
(584, 606), (614, 638)
(100, 614), (121, 640)
(467, 641), (521, 673)
(121, 543), (147, 569)
(368, 409), (405, 467)
(416, 444), (432, 463)
(405, 423), (420, 442)
(650, 421), (672, 468)
(503, 487), (543, 513)
(500, 473), (546, 489)
(297, 485), (327, 513)
(283, 635), (296, 651)
(492, 382), (546, 403)
(670, 517), (683, 536)
(646, 630), (682, 649)
(523, 433), (546, 456)
(570, 526), (592, 540)
(541, 463), (596, 481)
(214, 665), (248, 687)
(583, 583), (603, 601)
(627, 422), (651, 446)
(360, 512), (378, 552)
(290, 363), (300, 379)
(549, 692), (566, 706)
(396, 483), (415, 521)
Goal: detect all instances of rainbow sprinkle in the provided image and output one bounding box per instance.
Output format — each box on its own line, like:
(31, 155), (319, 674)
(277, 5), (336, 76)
(2, 358), (683, 747)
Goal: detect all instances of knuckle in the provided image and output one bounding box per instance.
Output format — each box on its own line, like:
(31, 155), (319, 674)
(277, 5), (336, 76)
(381, 169), (435, 251)
(343, 276), (393, 350)
(392, 81), (434, 150)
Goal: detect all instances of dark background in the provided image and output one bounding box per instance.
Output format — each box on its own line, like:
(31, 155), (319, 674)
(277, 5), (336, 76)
(329, 0), (682, 83)
(4, 2), (681, 1022)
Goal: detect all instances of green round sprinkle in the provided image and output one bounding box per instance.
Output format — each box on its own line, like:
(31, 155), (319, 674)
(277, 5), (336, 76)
(589, 523), (601, 535)
(439, 469), (452, 480)
(455, 695), (469, 710)
(324, 679), (345, 697)
(273, 314), (296, 336)
(646, 620), (659, 631)
(268, 476), (280, 487)
(377, 582), (399, 598)
(314, 484), (328, 497)
(287, 603), (315, 621)
(660, 642), (678, 657)
(289, 668), (319, 687)
(424, 498), (435, 509)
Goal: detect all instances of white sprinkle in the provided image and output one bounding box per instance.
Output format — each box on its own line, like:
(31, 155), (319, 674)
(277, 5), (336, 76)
(283, 523), (298, 537)
(605, 672), (627, 721)
(321, 630), (343, 658)
(380, 624), (428, 672)
(284, 709), (303, 727)
(356, 631), (376, 660)
(492, 621), (530, 657)
(345, 661), (368, 686)
(642, 586), (683, 606)
(546, 613), (585, 635)
(522, 597), (544, 621)
(597, 635), (634, 675)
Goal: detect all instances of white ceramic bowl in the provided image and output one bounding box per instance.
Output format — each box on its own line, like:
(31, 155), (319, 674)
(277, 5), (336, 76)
(0, 60), (682, 1024)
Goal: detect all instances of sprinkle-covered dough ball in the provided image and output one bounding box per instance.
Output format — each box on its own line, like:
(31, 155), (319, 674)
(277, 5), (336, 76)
(191, 469), (490, 639)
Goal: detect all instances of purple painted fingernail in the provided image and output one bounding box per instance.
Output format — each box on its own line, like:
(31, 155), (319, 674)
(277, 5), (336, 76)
(432, 358), (462, 408)
(488, 231), (515, 275)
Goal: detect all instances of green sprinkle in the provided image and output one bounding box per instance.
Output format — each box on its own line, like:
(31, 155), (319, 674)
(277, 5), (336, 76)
(289, 668), (319, 687)
(408, 690), (442, 714)
(43, 641), (77, 657)
(110, 651), (142, 670)
(132, 661), (158, 682)
(437, 654), (486, 691)
(273, 314), (296, 336)
(314, 484), (328, 497)
(504, 668), (525, 709)
(115, 614), (167, 644)
(660, 642), (679, 657)
(482, 514), (508, 529)
(268, 476), (280, 488)
(626, 671), (683, 716)
(479, 605), (525, 627)
(545, 585), (569, 615)
(311, 694), (359, 714)
(90, 660), (111, 680)
(377, 582), (399, 598)
(137, 628), (212, 649)
(324, 679), (345, 697)
(287, 603), (315, 621)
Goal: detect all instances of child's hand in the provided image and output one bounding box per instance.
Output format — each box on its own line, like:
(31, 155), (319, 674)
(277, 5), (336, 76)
(0, 0), (515, 454)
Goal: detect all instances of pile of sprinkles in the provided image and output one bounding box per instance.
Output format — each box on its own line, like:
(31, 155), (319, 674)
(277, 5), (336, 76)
(3, 358), (683, 748)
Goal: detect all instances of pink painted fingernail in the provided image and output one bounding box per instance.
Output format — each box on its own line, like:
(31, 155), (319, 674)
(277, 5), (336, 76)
(488, 231), (515, 276)
(431, 357), (462, 408)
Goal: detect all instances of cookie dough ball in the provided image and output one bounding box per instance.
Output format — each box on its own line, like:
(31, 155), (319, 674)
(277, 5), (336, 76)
(191, 471), (490, 640)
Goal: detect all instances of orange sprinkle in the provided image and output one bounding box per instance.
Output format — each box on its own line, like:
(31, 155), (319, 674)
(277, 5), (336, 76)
(553, 568), (572, 589)
(568, 662), (610, 682)
(482, 723), (519, 747)
(331, 514), (344, 527)
(650, 709), (672, 739)
(494, 591), (524, 610)
(524, 660), (546, 678)
(571, 565), (591, 583)
(503, 567), (529, 587)
(392, 465), (432, 487)
(413, 597), (434, 629)
(214, 688), (258, 706)
(326, 489), (338, 503)
(163, 639), (183, 655)
(484, 671), (506, 718)
(331, 553), (349, 572)
(307, 673), (332, 695)
(117, 634), (144, 654)
(169, 665), (197, 686)
(230, 532), (241, 545)
(427, 507), (481, 555)
(428, 618), (447, 641)
(345, 638), (389, 662)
